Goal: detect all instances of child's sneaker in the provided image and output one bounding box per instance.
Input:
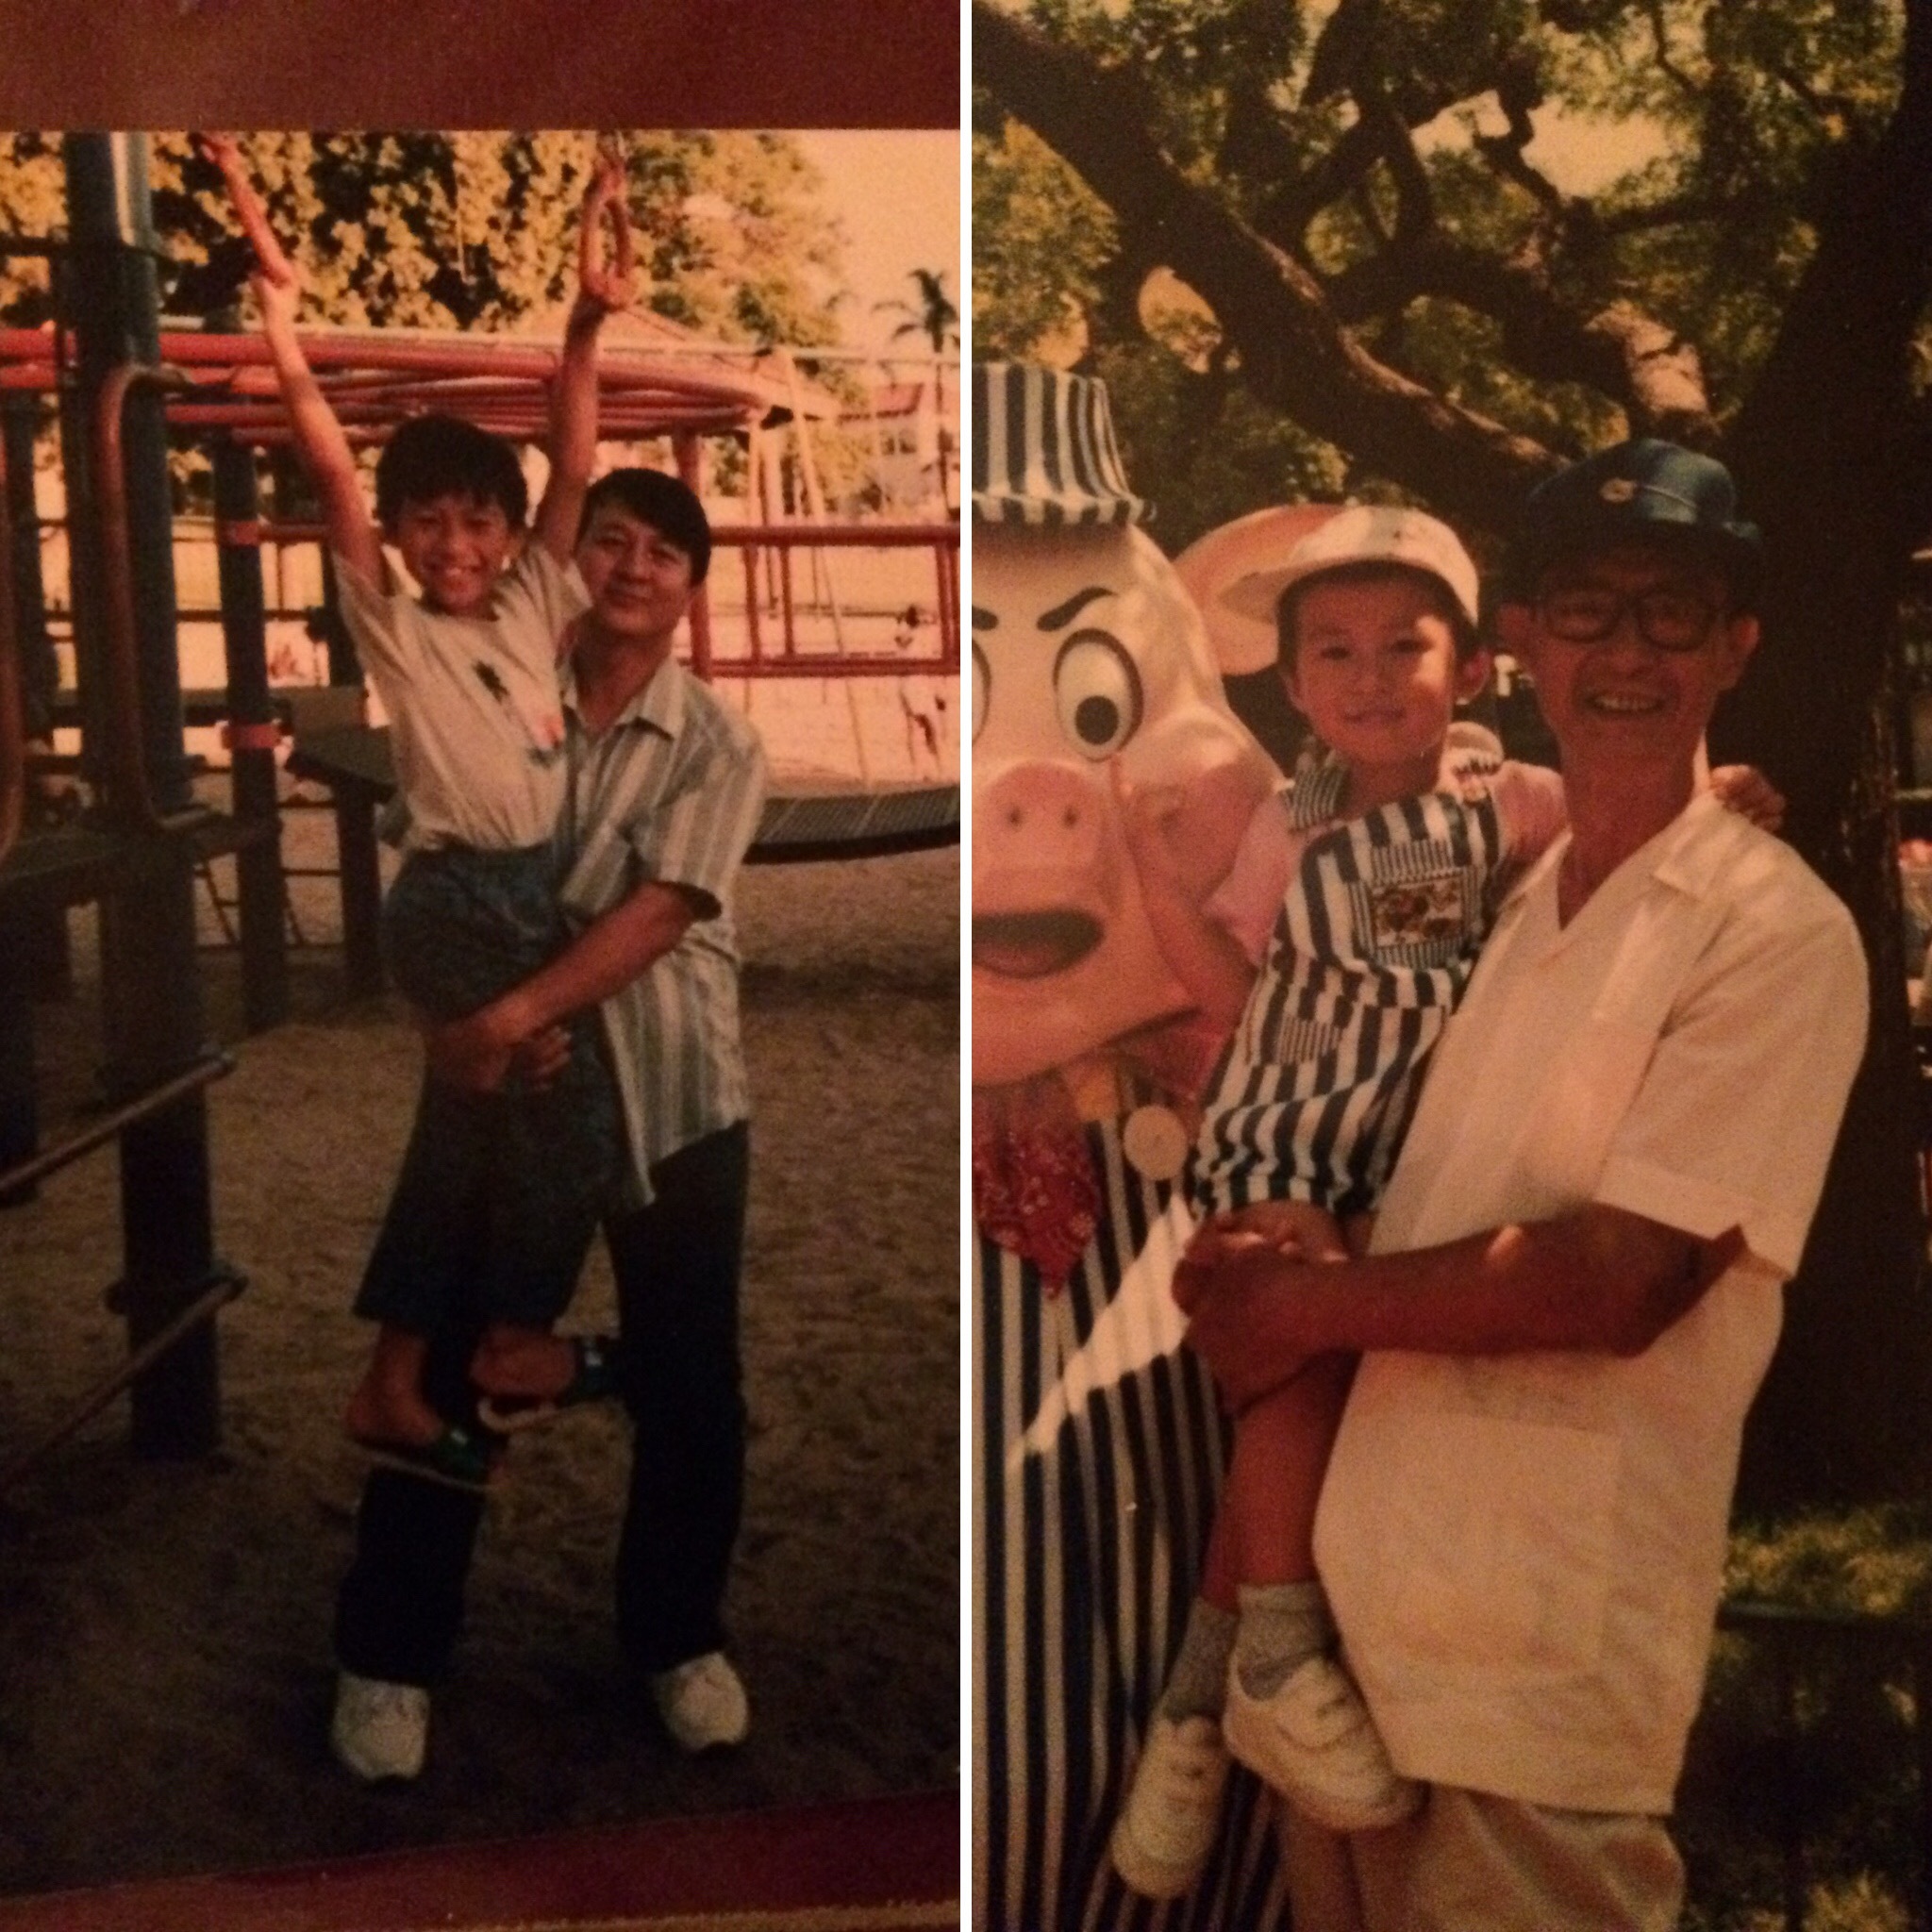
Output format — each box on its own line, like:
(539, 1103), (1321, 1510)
(1222, 1654), (1420, 1832)
(1108, 1713), (1230, 1899)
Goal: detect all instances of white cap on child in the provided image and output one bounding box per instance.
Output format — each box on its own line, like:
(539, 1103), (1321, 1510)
(1219, 504), (1482, 631)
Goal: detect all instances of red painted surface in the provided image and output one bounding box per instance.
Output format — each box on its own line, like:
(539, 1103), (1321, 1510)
(0, 1), (959, 130)
(0, 1790), (959, 1931)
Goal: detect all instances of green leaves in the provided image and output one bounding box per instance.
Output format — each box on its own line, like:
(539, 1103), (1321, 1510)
(973, 117), (1117, 362)
(975, 0), (1917, 506)
(0, 130), (849, 350)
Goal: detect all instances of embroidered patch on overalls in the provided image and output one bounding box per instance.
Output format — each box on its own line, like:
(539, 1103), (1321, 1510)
(1365, 872), (1469, 955)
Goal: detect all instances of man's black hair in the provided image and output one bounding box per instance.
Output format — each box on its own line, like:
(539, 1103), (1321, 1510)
(578, 467), (713, 585)
(375, 413), (528, 531)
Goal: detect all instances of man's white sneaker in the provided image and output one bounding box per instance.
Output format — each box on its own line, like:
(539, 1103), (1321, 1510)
(329, 1670), (429, 1782)
(1222, 1654), (1421, 1833)
(1109, 1713), (1230, 1899)
(651, 1651), (749, 1752)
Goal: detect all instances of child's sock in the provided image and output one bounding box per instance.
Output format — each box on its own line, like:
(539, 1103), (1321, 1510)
(1157, 1597), (1238, 1723)
(1233, 1580), (1335, 1702)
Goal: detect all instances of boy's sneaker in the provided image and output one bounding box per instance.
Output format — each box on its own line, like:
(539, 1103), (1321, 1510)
(651, 1652), (749, 1752)
(1108, 1713), (1229, 1900)
(1222, 1655), (1420, 1833)
(329, 1670), (429, 1782)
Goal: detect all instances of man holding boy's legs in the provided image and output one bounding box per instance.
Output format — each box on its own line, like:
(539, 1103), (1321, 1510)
(202, 134), (636, 1487)
(331, 469), (766, 1776)
(1179, 442), (1868, 1929)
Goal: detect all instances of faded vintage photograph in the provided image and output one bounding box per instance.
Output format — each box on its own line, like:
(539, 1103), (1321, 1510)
(971, 4), (1932, 1927)
(0, 108), (960, 1932)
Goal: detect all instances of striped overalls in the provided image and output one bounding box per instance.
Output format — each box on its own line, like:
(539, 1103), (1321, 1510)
(1191, 756), (1510, 1222)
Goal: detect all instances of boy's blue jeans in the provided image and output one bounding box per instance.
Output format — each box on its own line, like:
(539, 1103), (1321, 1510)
(355, 841), (620, 1335)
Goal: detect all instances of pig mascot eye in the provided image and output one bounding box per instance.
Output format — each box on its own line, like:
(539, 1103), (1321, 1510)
(1053, 629), (1142, 759)
(972, 642), (990, 741)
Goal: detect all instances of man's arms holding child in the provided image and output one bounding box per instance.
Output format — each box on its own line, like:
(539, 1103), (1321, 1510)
(1177, 1202), (1746, 1414)
(423, 877), (701, 1092)
(1118, 752), (1784, 1029)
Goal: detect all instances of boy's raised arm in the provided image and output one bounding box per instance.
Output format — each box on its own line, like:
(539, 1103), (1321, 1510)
(533, 147), (634, 565)
(196, 134), (385, 589)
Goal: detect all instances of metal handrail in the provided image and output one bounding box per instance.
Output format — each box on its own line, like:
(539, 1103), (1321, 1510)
(716, 525), (960, 677)
(90, 359), (208, 835)
(0, 1049), (232, 1198)
(0, 1266), (243, 1498)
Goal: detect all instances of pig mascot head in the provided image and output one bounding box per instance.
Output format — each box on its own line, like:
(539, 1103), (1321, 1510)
(971, 364), (1290, 1926)
(972, 364), (1275, 1104)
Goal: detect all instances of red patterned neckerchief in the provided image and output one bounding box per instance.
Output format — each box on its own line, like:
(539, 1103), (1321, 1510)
(972, 1013), (1226, 1293)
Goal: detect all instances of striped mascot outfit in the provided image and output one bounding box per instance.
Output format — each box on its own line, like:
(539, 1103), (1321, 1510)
(976, 1118), (1287, 1932)
(1191, 752), (1510, 1224)
(974, 361), (1286, 1928)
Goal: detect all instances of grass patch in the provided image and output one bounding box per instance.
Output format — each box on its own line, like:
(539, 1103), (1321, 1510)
(1678, 1508), (1929, 1930)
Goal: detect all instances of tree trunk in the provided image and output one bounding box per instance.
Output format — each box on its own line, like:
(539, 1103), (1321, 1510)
(1712, 0), (1932, 1510)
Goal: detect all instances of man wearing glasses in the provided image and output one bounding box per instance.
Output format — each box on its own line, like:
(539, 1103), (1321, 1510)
(1177, 441), (1868, 1930)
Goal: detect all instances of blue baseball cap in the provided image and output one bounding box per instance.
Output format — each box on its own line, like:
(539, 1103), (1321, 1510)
(1505, 440), (1763, 608)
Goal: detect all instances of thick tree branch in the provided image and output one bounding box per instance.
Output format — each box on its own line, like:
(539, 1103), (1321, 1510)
(1705, 0), (1932, 1514)
(1349, 50), (1716, 440)
(1225, 28), (1483, 261)
(1474, 82), (1570, 225)
(1364, 88), (1435, 241)
(1901, 398), (1932, 552)
(1326, 234), (1718, 442)
(974, 0), (1556, 527)
(1252, 115), (1387, 251)
(1595, 192), (1724, 236)
(1304, 0), (1380, 108)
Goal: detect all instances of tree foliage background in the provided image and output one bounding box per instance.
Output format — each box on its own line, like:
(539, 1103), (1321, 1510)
(975, 0), (1917, 549)
(0, 130), (874, 521)
(974, 0), (1932, 1509)
(0, 130), (849, 347)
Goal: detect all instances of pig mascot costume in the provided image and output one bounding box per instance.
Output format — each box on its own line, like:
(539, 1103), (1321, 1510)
(972, 363), (1287, 1929)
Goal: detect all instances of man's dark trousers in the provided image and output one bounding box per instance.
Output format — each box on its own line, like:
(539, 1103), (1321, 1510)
(333, 1122), (750, 1684)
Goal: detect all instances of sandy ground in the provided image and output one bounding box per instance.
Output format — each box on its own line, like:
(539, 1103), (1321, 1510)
(0, 793), (959, 1899)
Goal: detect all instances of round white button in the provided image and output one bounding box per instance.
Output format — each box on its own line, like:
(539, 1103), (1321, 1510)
(1122, 1105), (1191, 1182)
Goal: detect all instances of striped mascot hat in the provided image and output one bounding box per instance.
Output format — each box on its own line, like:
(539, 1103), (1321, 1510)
(972, 363), (1147, 527)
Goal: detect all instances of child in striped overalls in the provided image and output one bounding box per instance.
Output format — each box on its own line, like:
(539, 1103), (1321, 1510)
(1110, 506), (1777, 1898)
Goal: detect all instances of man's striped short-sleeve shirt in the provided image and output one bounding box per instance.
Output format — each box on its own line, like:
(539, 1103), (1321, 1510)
(557, 657), (768, 1208)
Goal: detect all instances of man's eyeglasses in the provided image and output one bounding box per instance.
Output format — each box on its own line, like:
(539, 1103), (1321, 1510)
(1537, 585), (1721, 653)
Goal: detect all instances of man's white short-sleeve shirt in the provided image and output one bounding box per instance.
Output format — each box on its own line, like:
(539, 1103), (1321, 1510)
(1313, 791), (1867, 1814)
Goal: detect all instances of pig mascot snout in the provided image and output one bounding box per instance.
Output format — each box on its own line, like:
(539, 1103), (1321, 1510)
(971, 364), (1286, 1930)
(973, 524), (1272, 1092)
